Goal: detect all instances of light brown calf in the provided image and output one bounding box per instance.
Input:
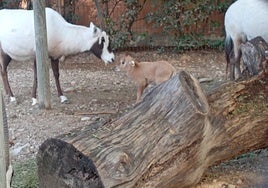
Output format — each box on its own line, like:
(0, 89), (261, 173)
(115, 54), (176, 103)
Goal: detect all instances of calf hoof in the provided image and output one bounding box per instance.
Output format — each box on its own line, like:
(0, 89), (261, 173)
(32, 98), (38, 106)
(60, 95), (69, 104)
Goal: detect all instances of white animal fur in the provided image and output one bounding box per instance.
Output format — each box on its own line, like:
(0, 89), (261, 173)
(224, 0), (268, 80)
(115, 55), (176, 103)
(0, 8), (114, 104)
(0, 8), (114, 62)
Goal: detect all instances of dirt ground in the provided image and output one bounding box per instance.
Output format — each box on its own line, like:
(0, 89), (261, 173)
(4, 50), (268, 187)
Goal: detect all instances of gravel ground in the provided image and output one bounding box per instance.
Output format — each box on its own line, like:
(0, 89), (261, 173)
(4, 50), (267, 187)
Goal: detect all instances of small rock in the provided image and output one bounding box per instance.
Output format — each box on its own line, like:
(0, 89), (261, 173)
(81, 117), (91, 121)
(64, 87), (75, 92)
(10, 143), (30, 157)
(236, 179), (243, 184)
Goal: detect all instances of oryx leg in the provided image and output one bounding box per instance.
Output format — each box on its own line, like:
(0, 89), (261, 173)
(31, 60), (38, 105)
(232, 37), (243, 80)
(0, 48), (15, 102)
(51, 59), (68, 103)
(234, 38), (243, 78)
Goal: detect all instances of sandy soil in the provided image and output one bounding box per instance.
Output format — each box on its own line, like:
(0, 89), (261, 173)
(4, 50), (268, 187)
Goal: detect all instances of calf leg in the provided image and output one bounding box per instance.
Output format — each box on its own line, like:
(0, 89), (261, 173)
(0, 50), (15, 102)
(136, 80), (148, 103)
(51, 59), (68, 103)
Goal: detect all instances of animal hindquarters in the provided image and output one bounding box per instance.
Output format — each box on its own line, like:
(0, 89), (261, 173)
(155, 63), (176, 84)
(224, 26), (244, 80)
(227, 37), (243, 80)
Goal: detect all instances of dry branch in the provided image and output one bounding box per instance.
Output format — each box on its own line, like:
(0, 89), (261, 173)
(74, 111), (117, 116)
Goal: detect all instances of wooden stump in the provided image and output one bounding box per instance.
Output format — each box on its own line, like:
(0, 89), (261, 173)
(38, 138), (104, 188)
(37, 71), (268, 188)
(241, 36), (268, 76)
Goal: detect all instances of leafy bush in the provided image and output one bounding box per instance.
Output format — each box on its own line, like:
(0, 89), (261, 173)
(98, 0), (234, 50)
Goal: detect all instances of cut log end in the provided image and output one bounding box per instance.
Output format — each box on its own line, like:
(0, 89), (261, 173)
(179, 71), (209, 115)
(241, 36), (268, 76)
(37, 138), (104, 188)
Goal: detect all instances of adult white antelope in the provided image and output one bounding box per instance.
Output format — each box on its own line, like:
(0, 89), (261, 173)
(224, 0), (268, 80)
(0, 8), (115, 105)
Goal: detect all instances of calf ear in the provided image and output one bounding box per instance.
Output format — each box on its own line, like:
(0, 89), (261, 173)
(130, 60), (135, 67)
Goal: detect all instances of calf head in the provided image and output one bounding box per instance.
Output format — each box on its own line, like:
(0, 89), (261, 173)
(114, 55), (136, 72)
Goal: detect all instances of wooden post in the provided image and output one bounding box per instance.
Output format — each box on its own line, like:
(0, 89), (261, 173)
(0, 90), (7, 188)
(33, 0), (51, 109)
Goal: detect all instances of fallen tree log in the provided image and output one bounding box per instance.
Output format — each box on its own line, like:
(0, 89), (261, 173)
(37, 71), (268, 188)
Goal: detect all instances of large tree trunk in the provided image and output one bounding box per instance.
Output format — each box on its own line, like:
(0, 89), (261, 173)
(37, 71), (268, 188)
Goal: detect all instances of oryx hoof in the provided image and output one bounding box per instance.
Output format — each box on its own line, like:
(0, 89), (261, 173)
(10, 96), (16, 104)
(60, 95), (69, 104)
(32, 98), (38, 106)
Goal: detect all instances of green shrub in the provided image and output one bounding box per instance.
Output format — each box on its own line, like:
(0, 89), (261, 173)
(98, 0), (234, 50)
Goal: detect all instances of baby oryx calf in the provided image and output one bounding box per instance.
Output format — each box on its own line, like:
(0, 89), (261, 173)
(115, 55), (176, 103)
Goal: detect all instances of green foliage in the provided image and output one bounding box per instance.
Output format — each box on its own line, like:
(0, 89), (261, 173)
(98, 0), (234, 50)
(1, 0), (21, 8)
(145, 0), (233, 51)
(11, 158), (39, 188)
(147, 0), (233, 35)
(100, 0), (148, 50)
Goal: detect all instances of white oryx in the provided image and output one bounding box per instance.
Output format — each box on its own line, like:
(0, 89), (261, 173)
(0, 7), (115, 105)
(224, 0), (268, 80)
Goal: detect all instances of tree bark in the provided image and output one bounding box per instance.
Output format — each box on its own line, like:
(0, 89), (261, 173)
(241, 36), (268, 76)
(0, 91), (8, 188)
(93, 0), (105, 29)
(33, 0), (51, 109)
(37, 71), (268, 188)
(0, 91), (12, 188)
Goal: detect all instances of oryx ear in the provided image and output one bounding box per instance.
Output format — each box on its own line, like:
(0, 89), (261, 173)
(129, 60), (135, 66)
(89, 22), (95, 28)
(90, 22), (97, 33)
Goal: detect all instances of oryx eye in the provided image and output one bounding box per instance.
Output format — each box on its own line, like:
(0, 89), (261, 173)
(121, 61), (125, 65)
